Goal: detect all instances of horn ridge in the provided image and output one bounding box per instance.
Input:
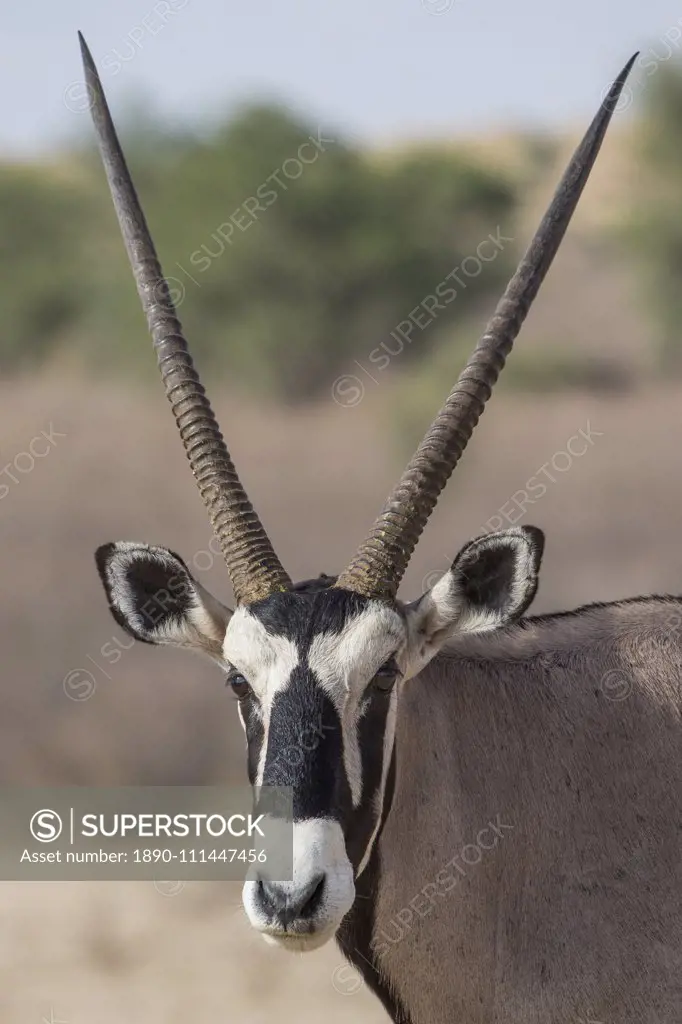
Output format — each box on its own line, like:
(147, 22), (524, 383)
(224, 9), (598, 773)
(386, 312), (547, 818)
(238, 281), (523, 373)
(336, 53), (639, 600)
(78, 32), (291, 604)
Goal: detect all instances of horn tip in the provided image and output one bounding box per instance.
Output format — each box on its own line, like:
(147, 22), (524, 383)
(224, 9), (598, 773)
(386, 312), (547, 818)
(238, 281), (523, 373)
(620, 51), (639, 78)
(599, 51), (638, 119)
(77, 32), (99, 86)
(77, 30), (92, 61)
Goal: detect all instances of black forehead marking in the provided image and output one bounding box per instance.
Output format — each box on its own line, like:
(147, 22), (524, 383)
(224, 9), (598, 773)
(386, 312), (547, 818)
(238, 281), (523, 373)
(261, 666), (343, 820)
(247, 584), (374, 656)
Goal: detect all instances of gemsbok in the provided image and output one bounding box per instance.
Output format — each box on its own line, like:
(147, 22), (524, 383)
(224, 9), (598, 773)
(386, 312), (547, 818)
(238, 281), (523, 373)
(80, 35), (681, 1024)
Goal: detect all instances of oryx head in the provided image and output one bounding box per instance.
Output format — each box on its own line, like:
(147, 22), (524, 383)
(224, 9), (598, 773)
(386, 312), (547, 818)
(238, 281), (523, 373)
(81, 34), (635, 951)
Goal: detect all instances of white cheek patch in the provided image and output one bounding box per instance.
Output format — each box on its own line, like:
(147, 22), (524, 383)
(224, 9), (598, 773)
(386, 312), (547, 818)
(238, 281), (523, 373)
(308, 603), (404, 808)
(224, 608), (300, 785)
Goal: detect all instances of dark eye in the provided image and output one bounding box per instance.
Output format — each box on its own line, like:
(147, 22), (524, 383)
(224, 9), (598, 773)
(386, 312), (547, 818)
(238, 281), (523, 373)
(227, 672), (251, 700)
(372, 657), (399, 693)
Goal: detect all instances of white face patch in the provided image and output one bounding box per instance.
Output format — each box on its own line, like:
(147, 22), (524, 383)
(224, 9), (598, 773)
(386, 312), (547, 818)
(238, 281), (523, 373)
(307, 603), (405, 807)
(223, 607), (300, 785)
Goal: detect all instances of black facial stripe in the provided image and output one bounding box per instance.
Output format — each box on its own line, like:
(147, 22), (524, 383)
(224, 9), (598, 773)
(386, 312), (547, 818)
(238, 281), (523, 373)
(262, 666), (343, 822)
(344, 689), (393, 871)
(239, 694), (264, 787)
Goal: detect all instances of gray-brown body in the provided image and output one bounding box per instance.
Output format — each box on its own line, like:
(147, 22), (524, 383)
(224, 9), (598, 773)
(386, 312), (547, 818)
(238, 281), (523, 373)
(370, 597), (682, 1023)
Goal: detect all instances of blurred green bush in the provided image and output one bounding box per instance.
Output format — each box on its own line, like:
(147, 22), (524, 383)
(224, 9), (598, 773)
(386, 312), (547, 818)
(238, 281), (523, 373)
(0, 164), (96, 367)
(0, 103), (518, 400)
(623, 63), (682, 375)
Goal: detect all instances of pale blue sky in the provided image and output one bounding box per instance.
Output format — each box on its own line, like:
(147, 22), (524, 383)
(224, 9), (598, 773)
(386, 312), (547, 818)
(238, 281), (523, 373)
(4, 0), (682, 156)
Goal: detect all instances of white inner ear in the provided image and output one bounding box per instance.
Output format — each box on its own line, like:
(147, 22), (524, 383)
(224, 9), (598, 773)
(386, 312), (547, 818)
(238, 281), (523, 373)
(105, 543), (232, 662)
(401, 566), (513, 678)
(451, 529), (540, 632)
(445, 565), (512, 636)
(403, 531), (541, 679)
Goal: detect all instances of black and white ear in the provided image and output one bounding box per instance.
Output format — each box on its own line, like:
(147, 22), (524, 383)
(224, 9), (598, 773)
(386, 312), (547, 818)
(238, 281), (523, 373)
(445, 525), (544, 631)
(95, 542), (232, 663)
(404, 527), (544, 675)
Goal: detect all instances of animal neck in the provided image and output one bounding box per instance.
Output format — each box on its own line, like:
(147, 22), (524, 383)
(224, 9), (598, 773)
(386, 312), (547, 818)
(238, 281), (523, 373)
(336, 653), (470, 1023)
(338, 600), (682, 1022)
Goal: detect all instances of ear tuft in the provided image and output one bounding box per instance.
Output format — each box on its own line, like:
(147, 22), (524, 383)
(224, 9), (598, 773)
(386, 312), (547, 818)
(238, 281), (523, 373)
(522, 525), (545, 562)
(94, 541), (231, 660)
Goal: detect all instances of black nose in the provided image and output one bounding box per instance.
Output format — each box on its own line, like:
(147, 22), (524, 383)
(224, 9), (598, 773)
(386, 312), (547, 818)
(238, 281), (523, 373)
(256, 874), (326, 927)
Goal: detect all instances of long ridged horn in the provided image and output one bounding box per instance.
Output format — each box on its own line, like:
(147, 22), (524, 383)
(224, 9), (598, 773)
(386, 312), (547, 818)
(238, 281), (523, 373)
(336, 54), (638, 600)
(78, 32), (291, 605)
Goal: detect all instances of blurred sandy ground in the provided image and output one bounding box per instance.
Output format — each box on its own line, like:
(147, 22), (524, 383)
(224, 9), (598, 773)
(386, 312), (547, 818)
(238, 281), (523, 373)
(2, 371), (682, 1022)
